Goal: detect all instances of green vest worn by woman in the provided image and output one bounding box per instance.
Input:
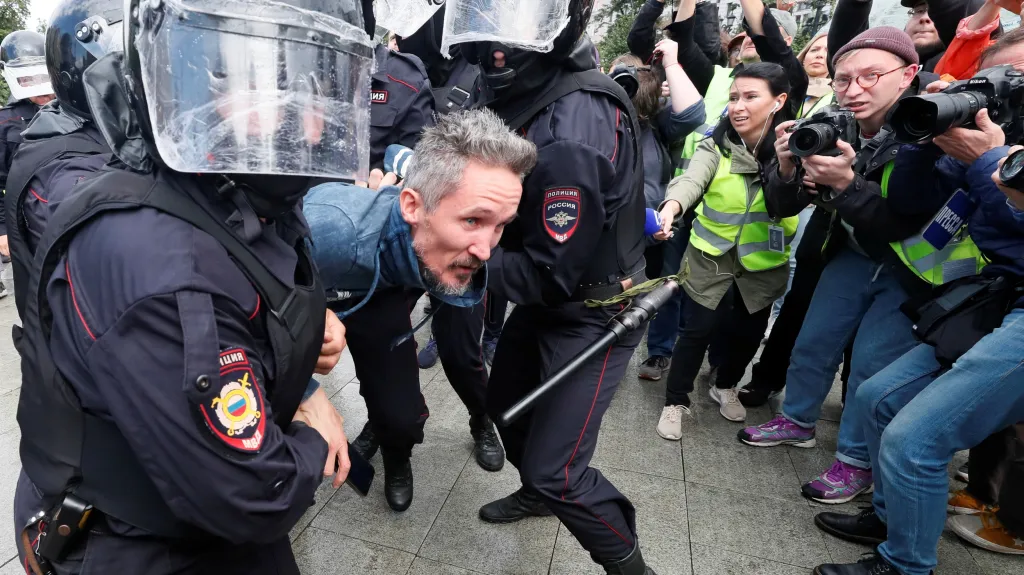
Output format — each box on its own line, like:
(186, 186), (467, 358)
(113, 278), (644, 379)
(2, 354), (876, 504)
(689, 146), (800, 271)
(676, 66), (734, 176)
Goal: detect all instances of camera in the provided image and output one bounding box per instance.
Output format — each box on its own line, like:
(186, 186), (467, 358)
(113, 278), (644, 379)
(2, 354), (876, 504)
(998, 147), (1024, 191)
(610, 64), (651, 99)
(788, 107), (858, 158)
(888, 65), (1024, 144)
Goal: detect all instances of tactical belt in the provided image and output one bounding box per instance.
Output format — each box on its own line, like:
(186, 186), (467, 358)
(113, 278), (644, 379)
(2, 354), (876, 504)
(572, 268), (647, 302)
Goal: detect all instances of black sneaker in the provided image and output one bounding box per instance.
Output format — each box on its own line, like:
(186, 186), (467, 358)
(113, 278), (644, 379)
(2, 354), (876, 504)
(478, 487), (553, 523)
(956, 462), (969, 482)
(738, 384), (781, 408)
(815, 507), (888, 546)
(469, 414), (504, 472)
(814, 554), (908, 575)
(0, 281), (7, 300)
(638, 356), (671, 381)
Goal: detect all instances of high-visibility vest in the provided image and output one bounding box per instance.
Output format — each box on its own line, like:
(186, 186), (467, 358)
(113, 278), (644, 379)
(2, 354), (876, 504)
(798, 90), (835, 119)
(879, 162), (987, 285)
(689, 148), (800, 271)
(676, 66), (735, 176)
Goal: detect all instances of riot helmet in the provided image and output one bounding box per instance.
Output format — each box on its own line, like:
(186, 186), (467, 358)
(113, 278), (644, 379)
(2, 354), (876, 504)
(47, 0), (124, 121)
(393, 4), (452, 87)
(113, 0), (375, 184)
(1, 30), (55, 102)
(441, 0), (593, 94)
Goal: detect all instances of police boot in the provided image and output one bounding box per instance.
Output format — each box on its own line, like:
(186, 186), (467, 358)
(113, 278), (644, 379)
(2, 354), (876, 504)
(603, 543), (657, 575)
(382, 450), (414, 512)
(351, 421), (379, 460)
(478, 486), (553, 523)
(469, 414), (505, 472)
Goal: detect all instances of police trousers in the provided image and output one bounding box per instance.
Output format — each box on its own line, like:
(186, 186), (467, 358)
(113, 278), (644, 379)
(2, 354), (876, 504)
(486, 302), (643, 564)
(345, 288), (487, 457)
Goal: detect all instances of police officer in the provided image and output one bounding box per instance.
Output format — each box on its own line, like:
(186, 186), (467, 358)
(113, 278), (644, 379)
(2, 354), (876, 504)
(446, 1), (656, 573)
(394, 5), (480, 115)
(12, 1), (374, 572)
(3, 0), (118, 318)
(369, 38), (434, 169)
(0, 30), (55, 299)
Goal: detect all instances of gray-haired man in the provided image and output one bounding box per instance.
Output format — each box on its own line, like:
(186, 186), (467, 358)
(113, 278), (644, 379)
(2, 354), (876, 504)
(302, 108), (537, 511)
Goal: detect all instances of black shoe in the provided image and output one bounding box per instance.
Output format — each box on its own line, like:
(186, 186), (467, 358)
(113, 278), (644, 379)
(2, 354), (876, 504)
(351, 422), (380, 460)
(382, 451), (413, 512)
(603, 543), (656, 575)
(478, 487), (553, 524)
(815, 507), (888, 546)
(814, 553), (917, 575)
(737, 384), (781, 408)
(469, 414), (505, 472)
(638, 356), (671, 381)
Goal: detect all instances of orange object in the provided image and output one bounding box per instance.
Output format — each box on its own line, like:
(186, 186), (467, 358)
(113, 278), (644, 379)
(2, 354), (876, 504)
(935, 14), (1000, 80)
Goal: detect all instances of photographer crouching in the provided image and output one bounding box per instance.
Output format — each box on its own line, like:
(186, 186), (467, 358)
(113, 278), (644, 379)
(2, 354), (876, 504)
(809, 30), (1024, 574)
(740, 27), (987, 507)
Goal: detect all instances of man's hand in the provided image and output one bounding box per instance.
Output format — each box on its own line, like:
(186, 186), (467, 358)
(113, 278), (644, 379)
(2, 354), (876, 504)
(293, 388), (350, 488)
(800, 140), (857, 192)
(992, 145), (1024, 210)
(924, 80), (950, 95)
(315, 310), (346, 375)
(774, 121), (798, 180)
(0, 234), (8, 258)
(355, 169), (399, 190)
(933, 109), (1006, 165)
(776, 0), (796, 11)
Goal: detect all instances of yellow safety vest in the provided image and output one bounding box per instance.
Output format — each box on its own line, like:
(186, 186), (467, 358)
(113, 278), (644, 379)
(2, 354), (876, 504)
(798, 90), (835, 119)
(879, 162), (987, 285)
(676, 66), (735, 176)
(689, 149), (800, 271)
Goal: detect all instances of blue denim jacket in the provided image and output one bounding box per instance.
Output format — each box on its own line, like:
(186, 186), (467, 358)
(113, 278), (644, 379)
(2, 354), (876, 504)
(303, 182), (486, 319)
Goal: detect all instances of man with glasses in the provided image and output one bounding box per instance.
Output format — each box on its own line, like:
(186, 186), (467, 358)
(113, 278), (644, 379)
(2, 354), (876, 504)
(740, 27), (973, 508)
(905, 1), (947, 71)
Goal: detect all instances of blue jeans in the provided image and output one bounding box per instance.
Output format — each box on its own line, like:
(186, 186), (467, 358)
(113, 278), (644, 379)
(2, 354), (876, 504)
(781, 248), (917, 469)
(646, 229), (688, 358)
(772, 206), (815, 318)
(855, 308), (1024, 575)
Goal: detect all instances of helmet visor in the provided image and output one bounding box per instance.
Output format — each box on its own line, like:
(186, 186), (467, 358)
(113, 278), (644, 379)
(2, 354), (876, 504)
(375, 0), (445, 38)
(2, 64), (53, 100)
(440, 0), (570, 57)
(134, 0), (374, 179)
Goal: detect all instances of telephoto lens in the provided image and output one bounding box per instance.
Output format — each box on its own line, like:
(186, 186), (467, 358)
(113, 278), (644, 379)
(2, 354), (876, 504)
(889, 91), (988, 144)
(790, 123), (838, 157)
(998, 148), (1024, 191)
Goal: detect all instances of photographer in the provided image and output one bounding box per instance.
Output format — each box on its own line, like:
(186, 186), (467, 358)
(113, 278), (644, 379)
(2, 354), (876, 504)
(740, 28), (985, 504)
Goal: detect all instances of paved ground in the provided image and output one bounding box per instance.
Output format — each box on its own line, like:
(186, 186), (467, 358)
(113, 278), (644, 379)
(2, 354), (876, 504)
(0, 262), (1020, 574)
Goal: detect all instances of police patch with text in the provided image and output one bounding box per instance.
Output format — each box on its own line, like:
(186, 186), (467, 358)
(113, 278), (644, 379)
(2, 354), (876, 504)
(543, 187), (581, 244)
(371, 90), (389, 104)
(199, 349), (267, 453)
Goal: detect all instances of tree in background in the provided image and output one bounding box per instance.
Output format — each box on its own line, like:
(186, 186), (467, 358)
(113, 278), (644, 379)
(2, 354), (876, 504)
(592, 0), (648, 65)
(0, 0), (32, 104)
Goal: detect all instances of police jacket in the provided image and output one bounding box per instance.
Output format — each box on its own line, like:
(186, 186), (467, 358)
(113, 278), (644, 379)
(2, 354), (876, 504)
(484, 68), (646, 307)
(303, 182), (486, 317)
(0, 99), (40, 234)
(370, 44), (435, 169)
(14, 165), (328, 567)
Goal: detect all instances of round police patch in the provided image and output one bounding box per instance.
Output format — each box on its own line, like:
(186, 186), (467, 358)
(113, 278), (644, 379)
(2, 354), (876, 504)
(199, 349), (267, 453)
(543, 187), (581, 244)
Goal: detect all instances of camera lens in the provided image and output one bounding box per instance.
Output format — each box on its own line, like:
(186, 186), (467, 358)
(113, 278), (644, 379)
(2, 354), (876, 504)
(790, 123), (836, 157)
(999, 148), (1024, 189)
(890, 92), (988, 144)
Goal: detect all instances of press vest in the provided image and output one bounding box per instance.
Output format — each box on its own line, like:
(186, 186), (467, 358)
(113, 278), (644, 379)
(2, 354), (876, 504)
(689, 148), (799, 271)
(15, 168), (325, 538)
(798, 91), (835, 119)
(879, 162), (987, 285)
(676, 66), (734, 176)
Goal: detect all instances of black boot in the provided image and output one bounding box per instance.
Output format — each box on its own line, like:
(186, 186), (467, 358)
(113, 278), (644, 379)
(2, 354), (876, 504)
(382, 450), (413, 512)
(351, 421), (379, 460)
(814, 507), (888, 545)
(469, 414), (505, 472)
(603, 544), (656, 575)
(478, 487), (553, 524)
(814, 553), (919, 575)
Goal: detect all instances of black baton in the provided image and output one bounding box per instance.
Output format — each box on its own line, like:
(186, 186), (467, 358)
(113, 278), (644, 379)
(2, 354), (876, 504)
(498, 280), (680, 427)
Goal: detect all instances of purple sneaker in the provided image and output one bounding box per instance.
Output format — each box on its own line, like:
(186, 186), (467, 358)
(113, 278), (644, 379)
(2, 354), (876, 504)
(738, 415), (816, 448)
(802, 460), (873, 504)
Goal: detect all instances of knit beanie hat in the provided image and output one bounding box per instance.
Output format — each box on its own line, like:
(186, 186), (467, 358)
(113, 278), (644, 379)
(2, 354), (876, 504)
(831, 26), (919, 69)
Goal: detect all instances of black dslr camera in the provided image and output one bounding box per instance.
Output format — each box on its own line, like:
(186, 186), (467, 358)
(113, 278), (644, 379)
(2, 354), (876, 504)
(788, 107), (859, 158)
(888, 65), (1024, 144)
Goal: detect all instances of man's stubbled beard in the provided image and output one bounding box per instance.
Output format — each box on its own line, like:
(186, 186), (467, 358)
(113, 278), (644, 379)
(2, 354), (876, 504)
(414, 244), (483, 297)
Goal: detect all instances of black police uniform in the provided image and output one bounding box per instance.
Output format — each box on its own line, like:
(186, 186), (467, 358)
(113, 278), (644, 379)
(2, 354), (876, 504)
(369, 43), (435, 169)
(13, 164), (328, 574)
(482, 67), (648, 563)
(4, 105), (110, 316)
(0, 99), (40, 258)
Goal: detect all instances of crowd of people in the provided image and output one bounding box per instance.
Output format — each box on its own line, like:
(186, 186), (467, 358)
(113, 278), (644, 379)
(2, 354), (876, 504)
(0, 0), (1021, 574)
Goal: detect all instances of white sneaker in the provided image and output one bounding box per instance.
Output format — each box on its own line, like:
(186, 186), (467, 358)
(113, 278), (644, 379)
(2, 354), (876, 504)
(657, 405), (690, 440)
(709, 387), (746, 422)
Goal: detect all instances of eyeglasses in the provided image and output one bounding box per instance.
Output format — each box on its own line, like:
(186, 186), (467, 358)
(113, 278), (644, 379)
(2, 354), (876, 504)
(907, 6), (928, 16)
(831, 66), (906, 92)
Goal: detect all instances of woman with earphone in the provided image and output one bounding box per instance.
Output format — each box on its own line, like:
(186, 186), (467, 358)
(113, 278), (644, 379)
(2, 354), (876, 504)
(651, 62), (801, 433)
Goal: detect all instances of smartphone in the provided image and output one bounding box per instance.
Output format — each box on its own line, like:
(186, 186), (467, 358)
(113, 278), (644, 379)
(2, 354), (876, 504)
(343, 442), (375, 496)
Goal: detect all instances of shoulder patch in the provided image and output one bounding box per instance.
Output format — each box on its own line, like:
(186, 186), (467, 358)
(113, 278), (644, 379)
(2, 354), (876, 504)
(198, 348), (267, 453)
(543, 187), (581, 244)
(371, 90), (389, 104)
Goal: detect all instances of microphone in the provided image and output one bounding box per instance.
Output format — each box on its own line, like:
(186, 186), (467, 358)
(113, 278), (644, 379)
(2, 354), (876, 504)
(384, 144), (414, 179)
(644, 208), (663, 236)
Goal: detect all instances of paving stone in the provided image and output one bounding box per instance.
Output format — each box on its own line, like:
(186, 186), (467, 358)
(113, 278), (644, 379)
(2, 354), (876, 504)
(407, 557), (482, 575)
(293, 527), (414, 575)
(690, 543), (807, 575)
